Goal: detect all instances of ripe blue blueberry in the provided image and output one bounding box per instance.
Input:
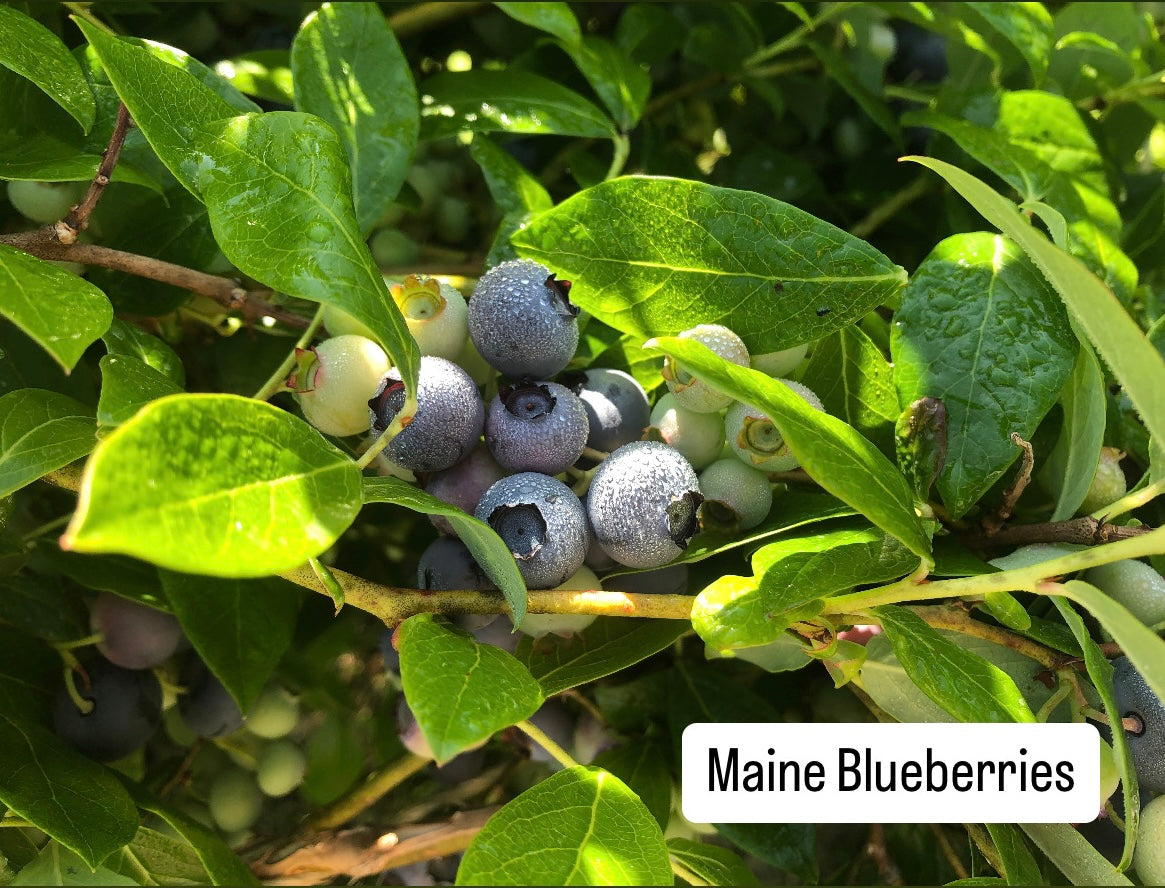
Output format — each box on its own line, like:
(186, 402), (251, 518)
(726, 379), (824, 472)
(475, 472), (587, 589)
(467, 259), (579, 378)
(661, 325), (749, 413)
(485, 381), (588, 475)
(423, 445), (507, 535)
(563, 368), (651, 458)
(587, 441), (703, 569)
(417, 536), (495, 591)
(52, 658), (162, 761)
(369, 355), (484, 473)
(1111, 656), (1165, 793)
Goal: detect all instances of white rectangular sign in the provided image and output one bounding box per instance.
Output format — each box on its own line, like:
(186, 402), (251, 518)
(682, 722), (1100, 824)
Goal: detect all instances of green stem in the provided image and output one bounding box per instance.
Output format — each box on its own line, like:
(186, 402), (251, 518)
(1035, 674), (1076, 723)
(251, 304), (326, 401)
(308, 752), (430, 831)
(63, 2), (115, 34)
(848, 175), (932, 240)
(52, 633), (102, 652)
(605, 134), (630, 181)
(743, 2), (857, 68)
(516, 718), (579, 770)
(1091, 479), (1165, 522)
(356, 392), (418, 471)
(21, 513), (72, 544)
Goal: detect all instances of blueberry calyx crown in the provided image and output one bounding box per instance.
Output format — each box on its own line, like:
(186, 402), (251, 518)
(739, 415), (787, 455)
(500, 382), (557, 419)
(545, 274), (579, 318)
(666, 490), (704, 549)
(488, 503), (547, 560)
(286, 347), (320, 394)
(369, 379), (406, 429)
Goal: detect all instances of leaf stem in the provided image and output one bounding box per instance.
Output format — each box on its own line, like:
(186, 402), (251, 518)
(21, 512), (72, 543)
(386, 1), (488, 37)
(251, 305), (326, 401)
(848, 174), (932, 240)
(515, 718), (579, 770)
(742, 2), (857, 68)
(356, 393), (419, 471)
(308, 753), (430, 832)
(605, 134), (630, 181)
(63, 3), (115, 34)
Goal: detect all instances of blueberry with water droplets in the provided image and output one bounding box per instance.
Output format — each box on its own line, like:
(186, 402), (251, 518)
(467, 259), (579, 378)
(485, 381), (588, 475)
(725, 379), (824, 472)
(587, 441), (703, 569)
(52, 658), (162, 761)
(475, 473), (587, 589)
(1111, 656), (1165, 793)
(417, 536), (495, 592)
(563, 368), (651, 459)
(369, 355), (484, 473)
(699, 458), (773, 530)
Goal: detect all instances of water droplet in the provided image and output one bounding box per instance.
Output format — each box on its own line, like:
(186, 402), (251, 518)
(307, 221), (329, 243)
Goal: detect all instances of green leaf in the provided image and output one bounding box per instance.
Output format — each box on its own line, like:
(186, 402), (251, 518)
(0, 134), (161, 192)
(0, 625), (60, 715)
(160, 571), (300, 713)
(667, 838), (760, 887)
(964, 2), (1053, 82)
(891, 232), (1076, 518)
(0, 711), (137, 868)
(667, 661), (780, 764)
(35, 551), (166, 610)
(516, 617), (688, 696)
(106, 827), (211, 887)
(985, 823), (1044, 887)
(362, 476), (527, 626)
(712, 823), (817, 884)
(0, 389), (95, 498)
(13, 842), (136, 886)
(808, 41), (900, 141)
(0, 575), (89, 644)
(592, 740), (672, 830)
(102, 319), (185, 386)
(875, 605), (1036, 723)
(62, 394), (362, 578)
(215, 50), (293, 106)
(1047, 344), (1105, 521)
(496, 2), (581, 46)
(645, 336), (932, 559)
(0, 7), (94, 132)
(801, 324), (898, 453)
(191, 111), (419, 394)
(566, 36), (652, 131)
(513, 176), (908, 355)
(0, 245), (113, 373)
(470, 136), (553, 216)
(904, 157), (1165, 460)
(420, 70), (616, 140)
(456, 766), (671, 886)
(97, 354), (184, 428)
(301, 710), (364, 805)
(398, 614), (542, 764)
(1019, 823), (1131, 887)
(291, 2), (419, 234)
(693, 523), (916, 652)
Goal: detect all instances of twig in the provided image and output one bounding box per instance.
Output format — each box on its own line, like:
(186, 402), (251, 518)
(61, 103), (131, 238)
(982, 434), (1034, 535)
(929, 823), (969, 881)
(864, 823), (904, 886)
(961, 516), (1152, 550)
(386, 1), (488, 38)
(848, 175), (932, 240)
(307, 753), (430, 832)
(908, 604), (1064, 670)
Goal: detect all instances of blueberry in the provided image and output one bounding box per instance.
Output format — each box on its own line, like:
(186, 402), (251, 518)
(6, 179), (81, 223)
(475, 473), (587, 589)
(485, 381), (588, 474)
(256, 739), (307, 798)
(699, 457), (773, 530)
(245, 685), (299, 740)
(1136, 795), (1165, 884)
(661, 325), (749, 413)
(52, 659), (162, 761)
(422, 446), (507, 536)
(1111, 656), (1165, 793)
(179, 658), (244, 738)
(1079, 447), (1127, 515)
(649, 393), (724, 470)
(750, 343), (809, 378)
(292, 335), (391, 437)
(369, 355), (484, 473)
(417, 536), (495, 592)
(725, 379), (824, 472)
(1084, 560), (1165, 626)
(563, 369), (651, 458)
(90, 591), (184, 670)
(391, 275), (469, 361)
(467, 259), (579, 378)
(207, 768), (263, 832)
(587, 441), (703, 569)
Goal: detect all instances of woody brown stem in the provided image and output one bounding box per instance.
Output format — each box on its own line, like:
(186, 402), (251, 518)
(60, 103), (131, 239)
(982, 433), (1034, 535)
(962, 516), (1152, 550)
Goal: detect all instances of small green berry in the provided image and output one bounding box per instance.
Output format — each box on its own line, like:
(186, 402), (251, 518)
(245, 685), (299, 740)
(515, 566), (600, 638)
(662, 324), (749, 413)
(1079, 447), (1127, 515)
(649, 393), (724, 469)
(1135, 795), (1165, 884)
(725, 379), (824, 472)
(256, 739), (307, 798)
(391, 274), (469, 360)
(291, 335), (390, 437)
(6, 180), (81, 223)
(1084, 559), (1165, 626)
(207, 769), (263, 833)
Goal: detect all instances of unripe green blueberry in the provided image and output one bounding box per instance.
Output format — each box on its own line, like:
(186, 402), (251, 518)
(434, 195), (472, 244)
(256, 739), (307, 797)
(446, 49), (472, 72)
(698, 457), (773, 529)
(245, 685), (299, 740)
(867, 21), (898, 61)
(649, 393), (724, 470)
(726, 379), (824, 472)
(516, 566), (600, 637)
(833, 117), (869, 160)
(662, 325), (749, 413)
(370, 228), (418, 267)
(1079, 447), (1127, 515)
(1135, 795), (1165, 885)
(391, 274), (469, 360)
(292, 335), (390, 437)
(322, 281), (394, 340)
(750, 343), (809, 378)
(6, 179), (81, 223)
(1085, 559), (1165, 626)
(207, 769), (263, 833)
(455, 336), (496, 386)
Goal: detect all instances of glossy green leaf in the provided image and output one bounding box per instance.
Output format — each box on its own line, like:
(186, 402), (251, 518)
(646, 337), (932, 558)
(905, 157), (1165, 459)
(516, 617), (688, 696)
(496, 2), (581, 46)
(102, 319), (185, 386)
(191, 111), (419, 393)
(0, 7), (94, 132)
(964, 2), (1053, 82)
(984, 824), (1044, 887)
(160, 571), (300, 713)
(0, 711), (137, 868)
(892, 232), (1076, 518)
(514, 176), (908, 355)
(983, 591), (1031, 632)
(592, 740), (672, 829)
(0, 134), (160, 192)
(399, 614), (542, 764)
(667, 839), (759, 887)
(470, 136), (552, 216)
(362, 476), (527, 625)
(1019, 823), (1131, 887)
(667, 661), (780, 764)
(0, 245), (112, 373)
(802, 324), (898, 452)
(291, 2), (419, 234)
(456, 766), (671, 886)
(1047, 344), (1105, 521)
(97, 354), (184, 428)
(693, 523), (916, 652)
(566, 36), (652, 130)
(712, 823), (817, 884)
(12, 842), (135, 886)
(36, 550), (166, 609)
(62, 394), (362, 577)
(420, 70), (616, 140)
(0, 389), (95, 498)
(875, 605), (1036, 723)
(106, 827), (211, 887)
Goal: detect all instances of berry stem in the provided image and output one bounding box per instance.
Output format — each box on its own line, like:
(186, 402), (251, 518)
(307, 752), (430, 832)
(515, 718), (579, 770)
(1034, 673), (1077, 722)
(356, 393), (419, 471)
(251, 305), (327, 401)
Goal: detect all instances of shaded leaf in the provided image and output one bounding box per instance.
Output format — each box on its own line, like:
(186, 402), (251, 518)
(667, 838), (760, 887)
(496, 2), (581, 46)
(0, 133), (160, 192)
(97, 354), (184, 428)
(0, 7), (94, 132)
(13, 842), (135, 886)
(1047, 344), (1105, 521)
(593, 740), (672, 830)
(0, 389), (95, 498)
(101, 319), (185, 386)
(964, 2), (1053, 82)
(713, 823), (817, 884)
(1019, 823), (1130, 886)
(566, 36), (651, 130)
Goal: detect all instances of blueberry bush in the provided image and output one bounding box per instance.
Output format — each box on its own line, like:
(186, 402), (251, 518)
(1, 1), (1165, 885)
